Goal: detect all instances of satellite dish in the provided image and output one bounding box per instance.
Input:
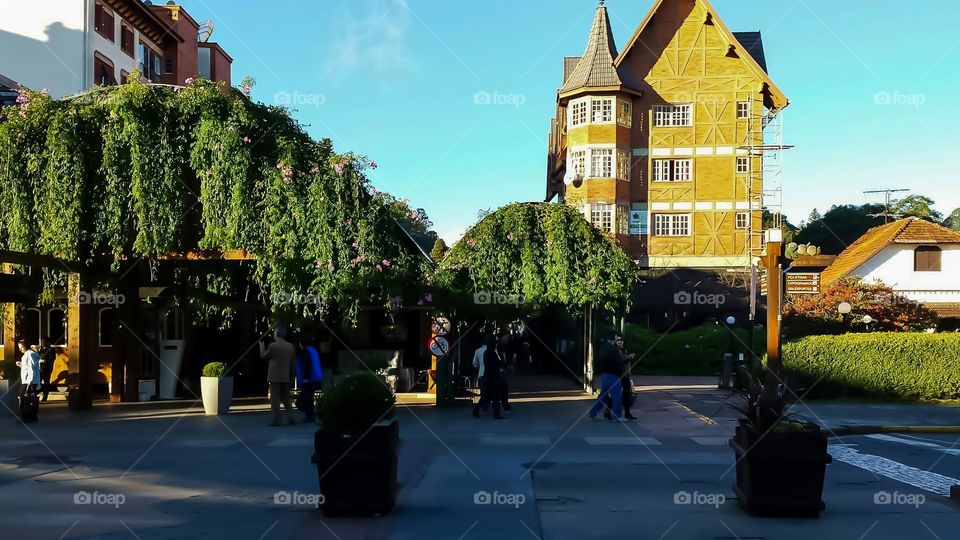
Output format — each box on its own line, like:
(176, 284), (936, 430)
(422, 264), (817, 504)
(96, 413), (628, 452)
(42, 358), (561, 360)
(198, 20), (215, 42)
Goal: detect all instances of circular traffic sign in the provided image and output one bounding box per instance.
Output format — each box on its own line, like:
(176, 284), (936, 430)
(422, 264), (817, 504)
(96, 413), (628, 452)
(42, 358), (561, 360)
(431, 317), (451, 336)
(429, 336), (450, 357)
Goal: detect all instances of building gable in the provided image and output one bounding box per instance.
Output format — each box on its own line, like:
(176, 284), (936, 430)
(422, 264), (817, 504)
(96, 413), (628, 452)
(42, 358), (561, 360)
(615, 0), (787, 110)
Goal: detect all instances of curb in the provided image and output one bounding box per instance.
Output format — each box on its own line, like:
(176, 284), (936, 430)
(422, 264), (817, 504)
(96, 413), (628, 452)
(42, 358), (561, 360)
(829, 425), (960, 436)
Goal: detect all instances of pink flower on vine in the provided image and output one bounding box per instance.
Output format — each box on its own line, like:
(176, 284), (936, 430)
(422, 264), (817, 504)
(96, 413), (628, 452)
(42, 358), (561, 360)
(185, 77), (195, 85)
(425, 293), (433, 302)
(311, 166), (320, 174)
(376, 264), (383, 272)
(467, 239), (477, 247)
(382, 259), (391, 267)
(334, 160), (347, 176)
(240, 85), (252, 97)
(243, 136), (251, 144)
(401, 198), (410, 205)
(370, 161), (378, 170)
(369, 187), (379, 196)
(40, 88), (48, 95)
(409, 211), (420, 221)
(352, 242), (359, 249)
(417, 299), (424, 306)
(346, 219), (353, 226)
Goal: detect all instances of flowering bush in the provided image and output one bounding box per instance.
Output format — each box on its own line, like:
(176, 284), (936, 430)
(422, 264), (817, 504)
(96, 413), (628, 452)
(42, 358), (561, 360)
(784, 277), (938, 332)
(0, 74), (429, 323)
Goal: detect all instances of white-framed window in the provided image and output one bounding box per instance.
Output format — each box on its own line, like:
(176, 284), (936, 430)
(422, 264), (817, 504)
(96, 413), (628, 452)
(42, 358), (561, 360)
(653, 104), (693, 127)
(653, 214), (691, 236)
(735, 212), (750, 230)
(591, 97), (614, 123)
(591, 203), (614, 233)
(617, 99), (633, 127)
(570, 149), (587, 179)
(652, 159), (692, 182)
(591, 148), (614, 178)
(736, 156), (749, 174)
(570, 99), (588, 127)
(737, 101), (751, 119)
(616, 149), (631, 181)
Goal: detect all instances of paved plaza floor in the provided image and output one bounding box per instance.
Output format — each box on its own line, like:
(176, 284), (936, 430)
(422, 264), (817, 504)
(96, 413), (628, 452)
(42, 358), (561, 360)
(1, 376), (959, 539)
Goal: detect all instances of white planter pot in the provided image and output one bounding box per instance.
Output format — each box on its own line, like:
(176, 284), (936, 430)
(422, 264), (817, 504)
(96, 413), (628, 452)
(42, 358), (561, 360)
(200, 376), (233, 415)
(0, 379), (21, 415)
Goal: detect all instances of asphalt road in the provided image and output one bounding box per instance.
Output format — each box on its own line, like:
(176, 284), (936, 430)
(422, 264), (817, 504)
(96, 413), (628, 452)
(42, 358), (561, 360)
(0, 378), (957, 540)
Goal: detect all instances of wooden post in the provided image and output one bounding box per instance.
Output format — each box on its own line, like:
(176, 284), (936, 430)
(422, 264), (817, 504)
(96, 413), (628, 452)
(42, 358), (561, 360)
(66, 273), (94, 410)
(765, 233), (784, 381)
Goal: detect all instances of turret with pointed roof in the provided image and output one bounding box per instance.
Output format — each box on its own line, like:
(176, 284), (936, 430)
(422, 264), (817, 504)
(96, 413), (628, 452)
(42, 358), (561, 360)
(559, 1), (635, 97)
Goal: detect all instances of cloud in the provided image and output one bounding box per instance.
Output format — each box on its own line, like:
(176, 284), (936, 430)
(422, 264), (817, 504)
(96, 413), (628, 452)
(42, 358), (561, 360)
(327, 0), (416, 82)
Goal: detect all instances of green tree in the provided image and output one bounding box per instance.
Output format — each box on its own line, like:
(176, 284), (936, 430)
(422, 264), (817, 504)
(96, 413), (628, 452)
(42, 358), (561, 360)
(807, 208), (822, 223)
(762, 211), (798, 244)
(794, 204), (885, 255)
(430, 238), (448, 260)
(435, 203), (636, 316)
(943, 208), (960, 231)
(891, 195), (942, 222)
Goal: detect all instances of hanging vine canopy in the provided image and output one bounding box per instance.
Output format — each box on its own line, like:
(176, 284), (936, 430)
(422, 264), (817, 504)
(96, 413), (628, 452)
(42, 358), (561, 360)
(435, 203), (636, 313)
(0, 77), (428, 321)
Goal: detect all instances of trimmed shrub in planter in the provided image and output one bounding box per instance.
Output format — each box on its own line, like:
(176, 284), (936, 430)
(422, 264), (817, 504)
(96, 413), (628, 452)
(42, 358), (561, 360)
(784, 333), (960, 400)
(200, 362), (233, 416)
(312, 372), (398, 516)
(729, 367), (831, 517)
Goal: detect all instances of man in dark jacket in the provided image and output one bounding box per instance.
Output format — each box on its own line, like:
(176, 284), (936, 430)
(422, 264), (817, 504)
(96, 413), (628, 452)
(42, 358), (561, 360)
(604, 336), (637, 420)
(474, 335), (506, 419)
(588, 333), (627, 422)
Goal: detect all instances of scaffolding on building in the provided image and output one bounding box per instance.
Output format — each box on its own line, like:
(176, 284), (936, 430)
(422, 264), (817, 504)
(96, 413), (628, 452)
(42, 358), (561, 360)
(741, 96), (794, 319)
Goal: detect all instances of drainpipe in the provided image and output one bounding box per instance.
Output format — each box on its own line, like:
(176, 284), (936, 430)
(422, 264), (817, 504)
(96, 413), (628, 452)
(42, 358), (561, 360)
(82, 0), (90, 91)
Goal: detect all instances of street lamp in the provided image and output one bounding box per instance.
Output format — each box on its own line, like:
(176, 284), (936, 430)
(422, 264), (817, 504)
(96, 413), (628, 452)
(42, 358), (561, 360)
(863, 315), (874, 332)
(838, 302), (852, 326)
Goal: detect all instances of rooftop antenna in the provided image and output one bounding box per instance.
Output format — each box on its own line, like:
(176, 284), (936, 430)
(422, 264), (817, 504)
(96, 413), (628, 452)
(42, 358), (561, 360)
(198, 20), (215, 43)
(863, 188), (910, 223)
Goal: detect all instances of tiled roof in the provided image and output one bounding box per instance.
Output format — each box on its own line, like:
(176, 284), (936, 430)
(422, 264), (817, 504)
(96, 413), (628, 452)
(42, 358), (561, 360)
(732, 32), (767, 73)
(821, 218), (960, 286)
(927, 303), (960, 319)
(560, 3), (623, 93)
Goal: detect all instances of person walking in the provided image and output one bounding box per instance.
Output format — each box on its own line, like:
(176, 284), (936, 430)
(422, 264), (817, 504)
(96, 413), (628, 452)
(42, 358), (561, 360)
(16, 340), (41, 422)
(605, 336), (637, 420)
(38, 337), (56, 402)
(471, 334), (489, 417)
(589, 333), (626, 422)
(474, 335), (506, 419)
(260, 326), (297, 426)
(295, 338), (323, 423)
(496, 332), (513, 412)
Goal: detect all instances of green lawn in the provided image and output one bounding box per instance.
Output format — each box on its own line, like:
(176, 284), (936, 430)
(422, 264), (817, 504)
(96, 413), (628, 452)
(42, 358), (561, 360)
(623, 322), (766, 376)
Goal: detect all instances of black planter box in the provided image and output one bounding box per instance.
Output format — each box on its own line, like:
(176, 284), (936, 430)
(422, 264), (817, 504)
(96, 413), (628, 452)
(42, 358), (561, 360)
(729, 420), (832, 517)
(311, 419), (400, 516)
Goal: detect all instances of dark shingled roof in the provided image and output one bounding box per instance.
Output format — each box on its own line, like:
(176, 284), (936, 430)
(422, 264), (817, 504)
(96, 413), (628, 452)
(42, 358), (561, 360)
(0, 74), (19, 108)
(733, 32), (768, 73)
(561, 3), (623, 93)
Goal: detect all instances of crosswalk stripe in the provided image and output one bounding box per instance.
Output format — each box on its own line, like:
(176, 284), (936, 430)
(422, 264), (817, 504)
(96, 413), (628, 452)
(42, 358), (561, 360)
(691, 437), (729, 446)
(481, 437), (552, 446)
(585, 436), (660, 446)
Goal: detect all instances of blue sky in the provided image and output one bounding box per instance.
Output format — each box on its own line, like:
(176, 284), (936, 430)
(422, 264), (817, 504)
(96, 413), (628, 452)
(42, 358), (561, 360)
(184, 0), (960, 242)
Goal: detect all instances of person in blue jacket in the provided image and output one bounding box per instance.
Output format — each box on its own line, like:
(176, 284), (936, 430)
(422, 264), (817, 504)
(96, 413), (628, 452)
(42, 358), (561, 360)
(295, 337), (324, 422)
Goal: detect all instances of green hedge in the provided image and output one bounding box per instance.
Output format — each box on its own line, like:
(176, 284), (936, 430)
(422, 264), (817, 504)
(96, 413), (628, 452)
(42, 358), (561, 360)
(783, 333), (960, 400)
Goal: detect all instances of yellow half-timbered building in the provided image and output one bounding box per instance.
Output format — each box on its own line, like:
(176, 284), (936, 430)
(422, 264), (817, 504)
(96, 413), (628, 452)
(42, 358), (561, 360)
(546, 0), (789, 269)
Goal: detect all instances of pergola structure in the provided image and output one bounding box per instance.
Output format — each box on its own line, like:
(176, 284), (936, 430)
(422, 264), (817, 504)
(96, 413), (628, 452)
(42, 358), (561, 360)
(1, 248), (261, 409)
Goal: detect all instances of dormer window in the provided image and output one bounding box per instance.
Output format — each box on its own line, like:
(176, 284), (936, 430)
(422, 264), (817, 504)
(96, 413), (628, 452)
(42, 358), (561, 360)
(915, 246), (942, 272)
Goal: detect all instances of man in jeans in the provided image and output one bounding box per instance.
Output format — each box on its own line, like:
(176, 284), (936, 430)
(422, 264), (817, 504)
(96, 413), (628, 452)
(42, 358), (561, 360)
(588, 333), (627, 422)
(260, 326), (297, 426)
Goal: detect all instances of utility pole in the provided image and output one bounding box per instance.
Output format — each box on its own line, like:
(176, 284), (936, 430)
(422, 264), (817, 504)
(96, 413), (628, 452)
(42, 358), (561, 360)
(863, 189), (910, 223)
